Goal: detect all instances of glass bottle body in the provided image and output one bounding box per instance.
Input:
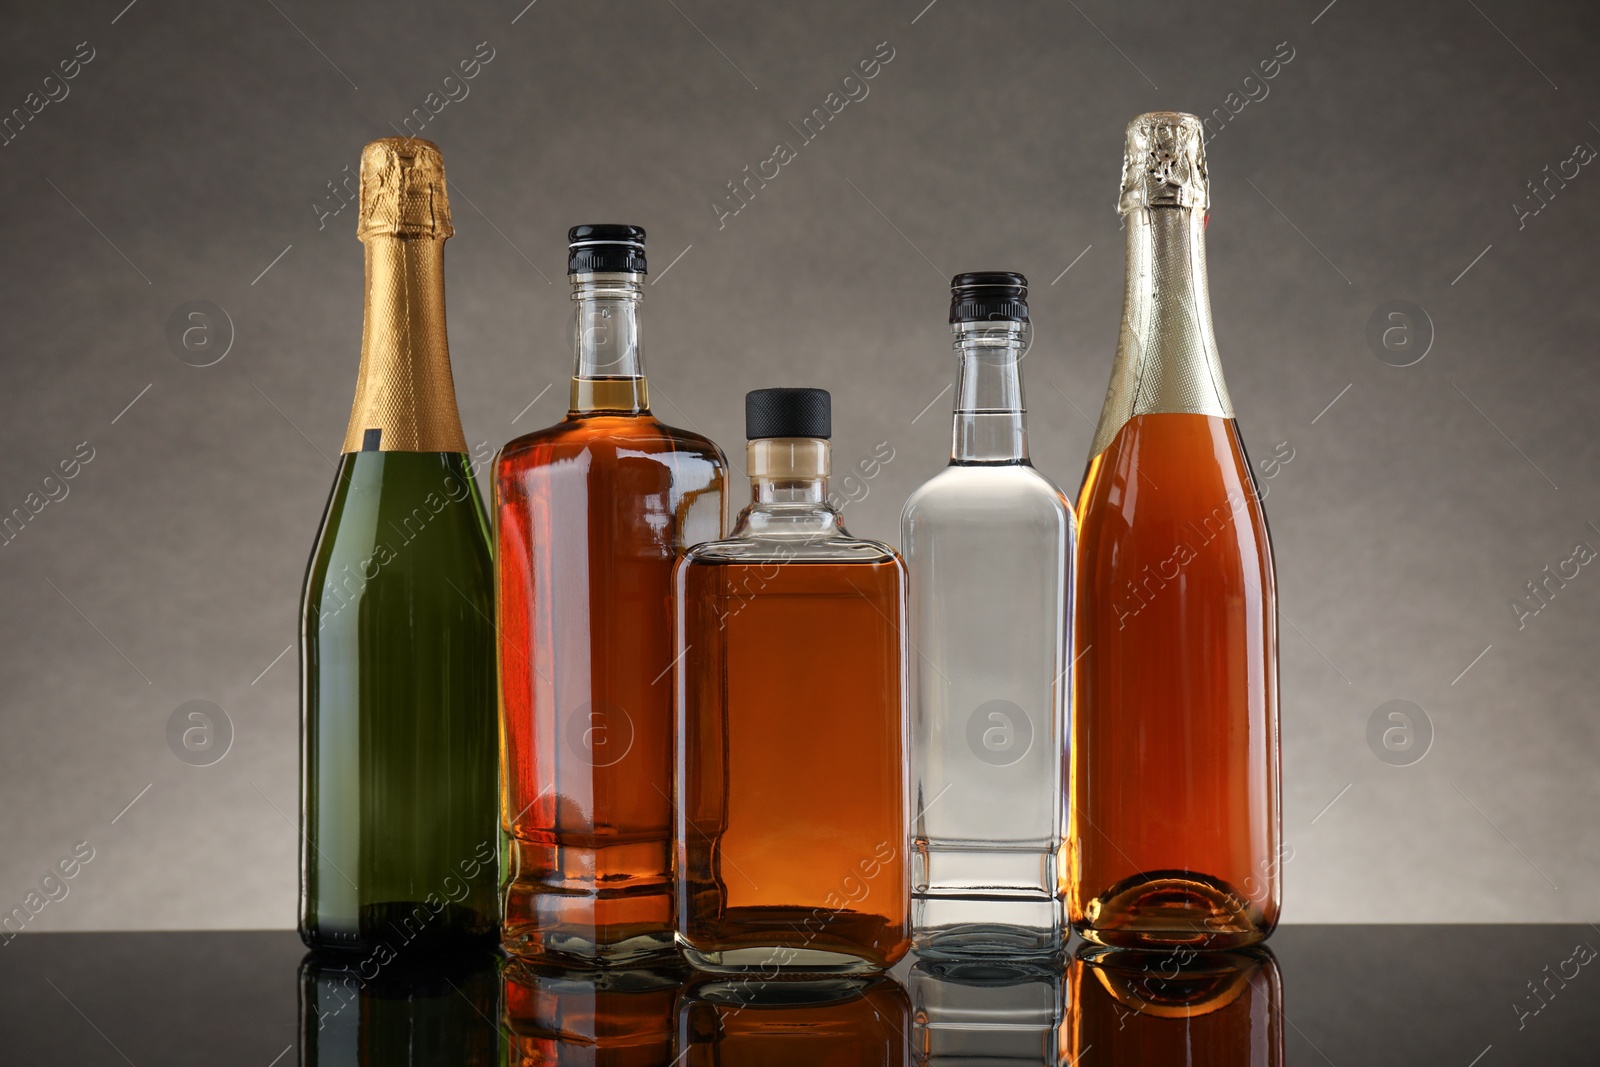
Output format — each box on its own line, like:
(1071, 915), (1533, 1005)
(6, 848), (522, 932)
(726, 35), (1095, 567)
(496, 273), (727, 963)
(1071, 413), (1280, 949)
(300, 450), (499, 952)
(676, 459), (910, 973)
(902, 324), (1073, 959)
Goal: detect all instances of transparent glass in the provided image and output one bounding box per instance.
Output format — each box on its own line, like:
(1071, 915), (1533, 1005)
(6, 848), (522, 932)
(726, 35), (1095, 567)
(676, 974), (911, 1065)
(909, 958), (1063, 1064)
(1071, 412), (1280, 950)
(675, 451), (910, 973)
(900, 323), (1074, 959)
(1065, 945), (1283, 1064)
(496, 272), (727, 964)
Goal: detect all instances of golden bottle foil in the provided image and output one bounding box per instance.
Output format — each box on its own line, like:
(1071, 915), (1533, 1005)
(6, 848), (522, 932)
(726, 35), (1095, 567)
(1088, 113), (1232, 460)
(341, 138), (467, 454)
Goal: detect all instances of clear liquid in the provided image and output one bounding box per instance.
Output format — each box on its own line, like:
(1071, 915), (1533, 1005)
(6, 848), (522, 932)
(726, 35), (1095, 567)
(901, 462), (1074, 958)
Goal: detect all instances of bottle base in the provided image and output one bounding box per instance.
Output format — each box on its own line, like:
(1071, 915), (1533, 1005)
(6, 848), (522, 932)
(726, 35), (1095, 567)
(913, 895), (1063, 960)
(501, 924), (678, 967)
(299, 903), (499, 958)
(682, 944), (886, 975)
(1075, 870), (1274, 951)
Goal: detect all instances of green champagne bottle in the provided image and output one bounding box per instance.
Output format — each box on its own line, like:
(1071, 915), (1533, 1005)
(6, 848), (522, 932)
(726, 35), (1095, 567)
(299, 138), (498, 954)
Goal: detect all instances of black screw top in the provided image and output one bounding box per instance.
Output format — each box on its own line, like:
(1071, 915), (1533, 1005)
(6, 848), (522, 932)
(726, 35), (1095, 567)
(950, 271), (1029, 323)
(745, 388), (831, 440)
(568, 224), (647, 275)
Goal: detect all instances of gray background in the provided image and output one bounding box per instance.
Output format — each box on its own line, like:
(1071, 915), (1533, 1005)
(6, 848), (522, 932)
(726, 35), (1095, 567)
(1, 0), (1595, 932)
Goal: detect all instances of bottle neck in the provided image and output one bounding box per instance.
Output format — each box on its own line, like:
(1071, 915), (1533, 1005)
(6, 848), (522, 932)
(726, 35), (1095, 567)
(1123, 206), (1221, 359)
(569, 271), (649, 414)
(1087, 206), (1232, 459)
(733, 438), (843, 539)
(343, 235), (467, 454)
(951, 321), (1029, 465)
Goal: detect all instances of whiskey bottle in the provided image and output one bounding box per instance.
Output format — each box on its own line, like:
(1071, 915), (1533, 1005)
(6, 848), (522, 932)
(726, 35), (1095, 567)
(676, 388), (910, 973)
(496, 225), (727, 963)
(1070, 112), (1282, 949)
(1065, 946), (1283, 1064)
(901, 272), (1074, 959)
(300, 138), (498, 953)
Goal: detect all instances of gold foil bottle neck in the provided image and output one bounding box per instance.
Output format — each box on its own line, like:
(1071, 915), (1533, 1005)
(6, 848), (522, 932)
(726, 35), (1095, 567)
(340, 138), (467, 454)
(357, 137), (454, 241)
(1118, 111), (1208, 215)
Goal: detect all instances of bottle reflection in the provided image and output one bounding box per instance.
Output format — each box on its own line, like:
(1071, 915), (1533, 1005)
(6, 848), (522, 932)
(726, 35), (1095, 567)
(501, 957), (683, 1066)
(298, 951), (500, 1066)
(1064, 946), (1282, 1065)
(909, 959), (1063, 1065)
(676, 973), (911, 1065)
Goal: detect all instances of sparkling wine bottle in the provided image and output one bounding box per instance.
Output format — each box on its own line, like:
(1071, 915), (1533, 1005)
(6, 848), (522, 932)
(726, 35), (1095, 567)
(1070, 112), (1282, 950)
(496, 225), (727, 963)
(300, 138), (498, 953)
(676, 389), (910, 973)
(901, 272), (1074, 959)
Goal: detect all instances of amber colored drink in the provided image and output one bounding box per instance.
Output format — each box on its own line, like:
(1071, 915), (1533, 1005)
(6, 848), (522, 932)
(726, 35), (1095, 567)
(1069, 113), (1281, 950)
(496, 228), (726, 963)
(677, 561), (909, 968)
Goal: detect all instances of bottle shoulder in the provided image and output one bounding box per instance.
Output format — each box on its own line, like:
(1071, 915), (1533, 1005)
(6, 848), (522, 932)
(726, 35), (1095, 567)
(683, 534), (902, 568)
(498, 413), (727, 467)
(901, 463), (1075, 524)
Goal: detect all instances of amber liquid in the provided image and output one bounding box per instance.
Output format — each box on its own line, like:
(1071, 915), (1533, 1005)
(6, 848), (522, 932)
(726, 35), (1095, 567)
(1064, 948), (1283, 1064)
(501, 957), (683, 1067)
(497, 406), (724, 961)
(677, 558), (910, 971)
(1070, 413), (1280, 949)
(676, 975), (910, 1066)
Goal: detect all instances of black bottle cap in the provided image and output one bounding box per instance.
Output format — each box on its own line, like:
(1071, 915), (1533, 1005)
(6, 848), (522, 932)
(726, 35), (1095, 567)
(568, 224), (647, 274)
(950, 271), (1029, 323)
(745, 388), (831, 440)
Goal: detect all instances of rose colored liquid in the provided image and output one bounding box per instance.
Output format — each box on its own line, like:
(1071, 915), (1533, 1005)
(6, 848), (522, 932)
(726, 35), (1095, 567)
(1070, 413), (1280, 950)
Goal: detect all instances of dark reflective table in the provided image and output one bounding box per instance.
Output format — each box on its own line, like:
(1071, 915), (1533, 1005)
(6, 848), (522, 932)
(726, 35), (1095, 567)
(2, 927), (1593, 1063)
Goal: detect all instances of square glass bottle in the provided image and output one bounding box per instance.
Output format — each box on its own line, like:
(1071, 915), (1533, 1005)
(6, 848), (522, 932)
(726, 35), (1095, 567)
(901, 272), (1074, 959)
(675, 388), (910, 973)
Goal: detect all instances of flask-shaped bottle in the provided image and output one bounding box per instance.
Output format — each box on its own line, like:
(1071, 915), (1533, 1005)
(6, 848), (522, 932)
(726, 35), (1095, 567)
(496, 225), (727, 963)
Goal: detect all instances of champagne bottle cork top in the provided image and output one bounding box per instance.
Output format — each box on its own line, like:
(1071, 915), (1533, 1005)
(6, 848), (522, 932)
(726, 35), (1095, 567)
(357, 137), (454, 240)
(1118, 112), (1208, 214)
